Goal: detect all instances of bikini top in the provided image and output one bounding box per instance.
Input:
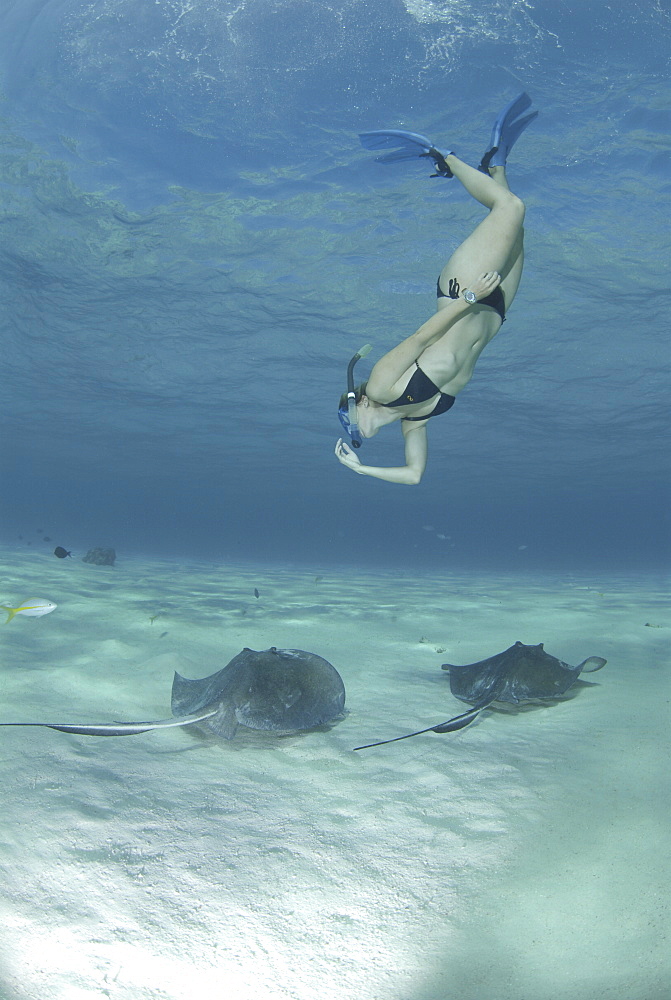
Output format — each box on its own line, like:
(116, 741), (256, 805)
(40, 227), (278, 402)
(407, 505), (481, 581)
(379, 362), (455, 421)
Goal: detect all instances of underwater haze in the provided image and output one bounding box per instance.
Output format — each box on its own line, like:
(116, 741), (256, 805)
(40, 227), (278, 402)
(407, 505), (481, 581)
(0, 0), (669, 570)
(0, 4), (670, 1000)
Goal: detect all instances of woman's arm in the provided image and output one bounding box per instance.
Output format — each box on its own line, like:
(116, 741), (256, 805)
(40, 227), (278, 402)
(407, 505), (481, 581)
(366, 271), (501, 401)
(335, 423), (428, 485)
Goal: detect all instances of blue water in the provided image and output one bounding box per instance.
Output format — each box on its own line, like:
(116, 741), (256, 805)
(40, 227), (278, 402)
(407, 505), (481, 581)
(0, 7), (670, 998)
(1, 0), (669, 571)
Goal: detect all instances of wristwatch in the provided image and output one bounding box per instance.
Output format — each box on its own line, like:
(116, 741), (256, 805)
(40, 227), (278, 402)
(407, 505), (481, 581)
(463, 289), (477, 304)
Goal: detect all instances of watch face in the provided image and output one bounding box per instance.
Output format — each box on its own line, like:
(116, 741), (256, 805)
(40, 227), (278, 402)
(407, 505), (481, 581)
(464, 290), (476, 303)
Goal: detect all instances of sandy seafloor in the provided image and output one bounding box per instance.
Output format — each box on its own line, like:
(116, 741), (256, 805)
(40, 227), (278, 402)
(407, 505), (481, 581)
(0, 546), (668, 1000)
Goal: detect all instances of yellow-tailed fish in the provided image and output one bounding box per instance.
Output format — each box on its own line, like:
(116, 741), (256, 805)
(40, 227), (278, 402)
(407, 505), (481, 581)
(1, 599), (57, 623)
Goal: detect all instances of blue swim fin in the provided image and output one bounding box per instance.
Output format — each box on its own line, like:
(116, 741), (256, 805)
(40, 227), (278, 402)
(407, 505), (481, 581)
(478, 92), (538, 172)
(359, 129), (453, 178)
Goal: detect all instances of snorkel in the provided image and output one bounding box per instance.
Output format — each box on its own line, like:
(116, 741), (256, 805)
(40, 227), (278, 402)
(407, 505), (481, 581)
(338, 343), (373, 448)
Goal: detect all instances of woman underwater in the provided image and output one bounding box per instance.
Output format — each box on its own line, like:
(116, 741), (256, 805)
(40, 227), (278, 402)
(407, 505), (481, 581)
(335, 93), (537, 485)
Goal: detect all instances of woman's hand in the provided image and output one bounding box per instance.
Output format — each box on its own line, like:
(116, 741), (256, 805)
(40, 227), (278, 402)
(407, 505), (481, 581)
(335, 438), (363, 473)
(334, 425), (427, 485)
(467, 270), (501, 300)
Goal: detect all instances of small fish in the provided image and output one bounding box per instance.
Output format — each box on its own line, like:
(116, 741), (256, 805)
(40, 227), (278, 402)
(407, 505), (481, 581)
(43, 537), (52, 542)
(1, 600), (58, 623)
(254, 588), (260, 599)
(54, 547), (72, 559)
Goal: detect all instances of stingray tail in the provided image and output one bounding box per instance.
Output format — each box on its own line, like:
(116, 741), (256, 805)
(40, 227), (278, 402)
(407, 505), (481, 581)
(353, 703), (486, 751)
(0, 710), (218, 737)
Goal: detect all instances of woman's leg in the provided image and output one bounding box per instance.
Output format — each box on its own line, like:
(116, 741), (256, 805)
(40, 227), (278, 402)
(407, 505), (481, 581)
(484, 165), (524, 305)
(437, 156), (525, 304)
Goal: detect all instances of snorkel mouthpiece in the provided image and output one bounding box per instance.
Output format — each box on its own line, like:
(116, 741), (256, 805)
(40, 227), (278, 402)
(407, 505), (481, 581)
(341, 343), (372, 448)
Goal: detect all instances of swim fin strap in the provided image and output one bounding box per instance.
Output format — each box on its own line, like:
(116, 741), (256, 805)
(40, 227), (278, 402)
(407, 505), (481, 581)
(359, 129), (453, 178)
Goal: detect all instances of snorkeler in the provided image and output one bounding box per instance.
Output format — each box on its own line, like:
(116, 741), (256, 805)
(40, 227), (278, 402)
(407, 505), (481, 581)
(335, 93), (537, 485)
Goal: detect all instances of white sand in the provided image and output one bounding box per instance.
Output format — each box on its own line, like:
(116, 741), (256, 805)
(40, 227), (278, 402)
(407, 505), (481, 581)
(0, 547), (668, 1000)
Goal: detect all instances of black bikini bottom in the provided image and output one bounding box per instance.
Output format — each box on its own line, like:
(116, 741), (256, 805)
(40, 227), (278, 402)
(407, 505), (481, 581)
(436, 276), (506, 322)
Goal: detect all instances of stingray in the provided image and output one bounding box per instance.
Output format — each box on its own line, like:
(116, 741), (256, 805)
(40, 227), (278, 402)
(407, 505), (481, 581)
(354, 641), (606, 750)
(0, 647), (346, 739)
